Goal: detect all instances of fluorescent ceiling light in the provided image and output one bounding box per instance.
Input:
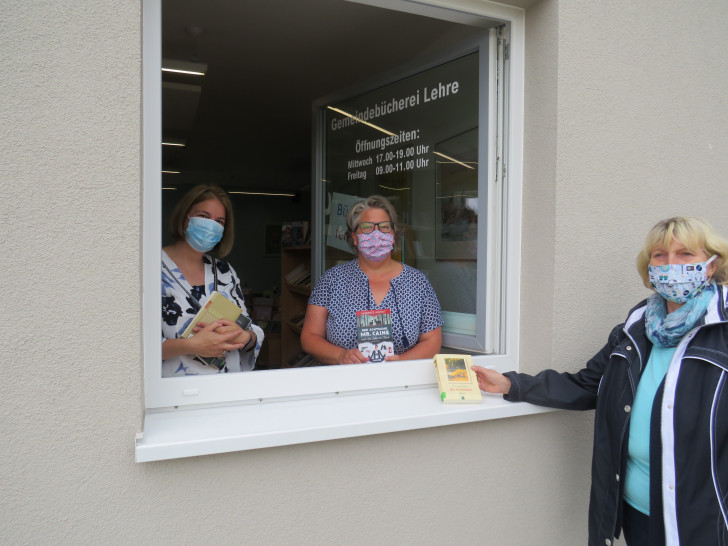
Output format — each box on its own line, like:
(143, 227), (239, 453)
(162, 170), (180, 174)
(437, 193), (477, 199)
(378, 185), (410, 191)
(162, 139), (186, 147)
(228, 191), (295, 197)
(432, 151), (475, 170)
(327, 106), (395, 137)
(162, 58), (207, 76)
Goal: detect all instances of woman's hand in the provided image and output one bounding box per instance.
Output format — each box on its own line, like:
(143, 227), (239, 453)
(194, 319), (253, 347)
(301, 304), (368, 365)
(338, 347), (368, 364)
(471, 365), (512, 394)
(187, 319), (247, 358)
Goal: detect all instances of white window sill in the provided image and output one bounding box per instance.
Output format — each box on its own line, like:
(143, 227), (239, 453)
(135, 386), (557, 462)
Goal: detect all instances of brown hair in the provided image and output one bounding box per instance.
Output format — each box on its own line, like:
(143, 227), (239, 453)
(636, 217), (728, 288)
(169, 185), (235, 257)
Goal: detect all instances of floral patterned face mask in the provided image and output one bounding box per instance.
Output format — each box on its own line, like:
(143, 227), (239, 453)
(356, 230), (394, 261)
(648, 255), (716, 303)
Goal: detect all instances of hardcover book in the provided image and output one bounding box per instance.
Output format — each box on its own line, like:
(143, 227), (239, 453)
(356, 309), (394, 363)
(181, 291), (246, 370)
(433, 354), (483, 403)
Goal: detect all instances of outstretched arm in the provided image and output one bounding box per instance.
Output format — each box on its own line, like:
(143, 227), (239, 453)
(471, 365), (512, 394)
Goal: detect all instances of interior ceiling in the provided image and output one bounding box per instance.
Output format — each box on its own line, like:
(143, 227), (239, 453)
(162, 0), (487, 193)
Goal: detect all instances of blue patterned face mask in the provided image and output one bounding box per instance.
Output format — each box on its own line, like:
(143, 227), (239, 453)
(185, 216), (224, 252)
(648, 255), (716, 304)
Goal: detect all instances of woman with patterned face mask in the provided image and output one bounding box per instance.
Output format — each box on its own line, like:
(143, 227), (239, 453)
(301, 195), (443, 365)
(472, 217), (728, 546)
(161, 184), (264, 377)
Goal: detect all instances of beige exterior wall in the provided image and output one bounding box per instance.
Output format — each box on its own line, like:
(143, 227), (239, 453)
(3, 0), (727, 543)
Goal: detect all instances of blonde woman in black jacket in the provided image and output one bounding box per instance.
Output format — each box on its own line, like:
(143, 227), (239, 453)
(474, 217), (728, 546)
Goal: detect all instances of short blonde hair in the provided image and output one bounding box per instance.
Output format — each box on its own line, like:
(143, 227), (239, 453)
(344, 195), (401, 252)
(169, 185), (235, 257)
(637, 217), (728, 288)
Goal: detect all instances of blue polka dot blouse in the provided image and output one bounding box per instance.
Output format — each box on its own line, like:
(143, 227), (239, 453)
(308, 260), (443, 354)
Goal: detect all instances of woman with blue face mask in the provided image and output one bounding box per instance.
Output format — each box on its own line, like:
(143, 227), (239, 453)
(472, 217), (728, 546)
(161, 184), (264, 376)
(301, 195), (443, 365)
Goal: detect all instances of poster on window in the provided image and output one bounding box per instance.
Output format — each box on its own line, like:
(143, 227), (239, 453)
(326, 192), (362, 255)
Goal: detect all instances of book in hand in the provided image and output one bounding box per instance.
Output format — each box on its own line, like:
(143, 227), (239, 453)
(433, 354), (483, 403)
(180, 291), (249, 370)
(356, 309), (394, 363)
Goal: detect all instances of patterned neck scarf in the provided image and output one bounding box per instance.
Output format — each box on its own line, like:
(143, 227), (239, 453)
(645, 281), (716, 347)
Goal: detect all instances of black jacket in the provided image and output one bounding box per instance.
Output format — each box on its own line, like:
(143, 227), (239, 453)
(505, 286), (728, 545)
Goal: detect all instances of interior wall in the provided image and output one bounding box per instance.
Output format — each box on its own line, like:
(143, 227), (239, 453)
(3, 0), (728, 544)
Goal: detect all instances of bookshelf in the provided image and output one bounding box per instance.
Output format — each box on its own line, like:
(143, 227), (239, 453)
(280, 245), (312, 366)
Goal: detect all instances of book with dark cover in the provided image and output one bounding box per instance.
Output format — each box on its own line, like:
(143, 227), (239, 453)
(356, 309), (394, 363)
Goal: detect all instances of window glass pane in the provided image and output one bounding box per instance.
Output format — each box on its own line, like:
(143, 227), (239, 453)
(321, 51), (481, 339)
(145, 0), (519, 410)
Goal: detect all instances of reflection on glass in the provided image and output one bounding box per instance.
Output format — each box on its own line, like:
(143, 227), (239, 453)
(322, 52), (481, 336)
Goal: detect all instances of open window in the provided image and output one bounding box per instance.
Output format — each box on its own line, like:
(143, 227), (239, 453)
(138, 0), (525, 460)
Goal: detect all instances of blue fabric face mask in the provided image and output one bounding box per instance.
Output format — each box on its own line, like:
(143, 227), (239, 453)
(185, 216), (224, 252)
(648, 255), (716, 304)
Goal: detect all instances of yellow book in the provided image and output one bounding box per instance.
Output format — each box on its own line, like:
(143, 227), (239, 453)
(434, 354), (483, 404)
(181, 291), (246, 369)
(181, 291), (243, 338)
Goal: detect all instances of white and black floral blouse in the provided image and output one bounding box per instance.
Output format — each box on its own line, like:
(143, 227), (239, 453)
(162, 250), (263, 377)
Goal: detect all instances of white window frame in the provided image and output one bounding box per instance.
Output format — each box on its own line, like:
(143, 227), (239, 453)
(136, 0), (527, 462)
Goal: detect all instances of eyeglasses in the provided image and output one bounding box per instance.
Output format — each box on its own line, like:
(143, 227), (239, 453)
(357, 221), (393, 234)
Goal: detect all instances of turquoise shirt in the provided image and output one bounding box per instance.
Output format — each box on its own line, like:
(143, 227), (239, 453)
(623, 345), (676, 515)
